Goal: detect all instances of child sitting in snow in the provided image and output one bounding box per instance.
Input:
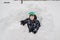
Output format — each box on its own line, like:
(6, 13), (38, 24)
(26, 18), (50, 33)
(20, 12), (41, 34)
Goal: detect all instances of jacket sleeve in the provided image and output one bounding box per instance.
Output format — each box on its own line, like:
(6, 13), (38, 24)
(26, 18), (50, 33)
(20, 18), (28, 25)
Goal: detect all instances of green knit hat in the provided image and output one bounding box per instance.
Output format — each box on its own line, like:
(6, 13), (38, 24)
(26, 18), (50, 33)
(28, 11), (35, 16)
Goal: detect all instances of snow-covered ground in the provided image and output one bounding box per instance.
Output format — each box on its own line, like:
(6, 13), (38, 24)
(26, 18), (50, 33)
(0, 1), (60, 40)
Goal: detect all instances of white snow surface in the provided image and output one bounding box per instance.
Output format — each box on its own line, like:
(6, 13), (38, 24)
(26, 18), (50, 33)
(0, 1), (60, 40)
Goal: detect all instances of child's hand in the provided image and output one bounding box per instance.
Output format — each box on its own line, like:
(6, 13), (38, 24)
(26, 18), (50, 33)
(20, 21), (25, 25)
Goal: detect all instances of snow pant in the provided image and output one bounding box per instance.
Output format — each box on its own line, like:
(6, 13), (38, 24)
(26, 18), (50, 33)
(28, 26), (39, 34)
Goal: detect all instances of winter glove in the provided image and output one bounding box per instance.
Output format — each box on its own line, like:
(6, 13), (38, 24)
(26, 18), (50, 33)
(20, 20), (26, 25)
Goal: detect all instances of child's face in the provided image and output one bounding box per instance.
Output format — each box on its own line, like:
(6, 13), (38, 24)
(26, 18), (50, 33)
(30, 16), (34, 21)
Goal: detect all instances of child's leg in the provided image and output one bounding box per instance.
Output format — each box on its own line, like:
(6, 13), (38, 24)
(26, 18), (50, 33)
(32, 27), (39, 34)
(28, 27), (34, 32)
(32, 30), (37, 34)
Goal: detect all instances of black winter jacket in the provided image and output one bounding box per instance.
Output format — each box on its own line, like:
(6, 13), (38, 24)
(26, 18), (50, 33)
(20, 15), (41, 34)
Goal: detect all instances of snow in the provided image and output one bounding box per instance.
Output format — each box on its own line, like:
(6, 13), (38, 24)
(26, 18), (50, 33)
(0, 1), (60, 40)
